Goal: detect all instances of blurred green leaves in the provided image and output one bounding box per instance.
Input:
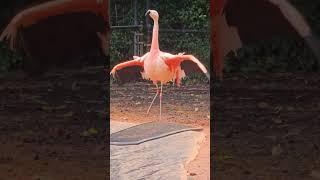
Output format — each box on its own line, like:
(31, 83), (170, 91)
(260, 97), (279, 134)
(224, 38), (317, 74)
(0, 43), (22, 72)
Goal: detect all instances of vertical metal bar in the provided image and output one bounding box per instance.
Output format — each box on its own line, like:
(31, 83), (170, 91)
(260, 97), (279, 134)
(139, 21), (144, 55)
(134, 32), (136, 55)
(133, 0), (138, 55)
(134, 0), (138, 26)
(146, 0), (151, 47)
(115, 3), (118, 26)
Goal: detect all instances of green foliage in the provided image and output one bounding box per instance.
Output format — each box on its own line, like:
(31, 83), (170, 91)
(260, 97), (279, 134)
(110, 31), (133, 64)
(289, 0), (320, 34)
(0, 0), (34, 72)
(224, 0), (320, 74)
(224, 38), (317, 74)
(0, 43), (22, 72)
(152, 0), (209, 29)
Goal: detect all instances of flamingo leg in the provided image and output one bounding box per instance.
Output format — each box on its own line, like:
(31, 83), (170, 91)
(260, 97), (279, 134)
(159, 83), (163, 121)
(147, 83), (159, 115)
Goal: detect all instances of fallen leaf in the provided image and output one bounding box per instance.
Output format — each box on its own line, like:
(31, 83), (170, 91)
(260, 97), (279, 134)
(81, 131), (90, 137)
(88, 128), (98, 135)
(272, 118), (282, 124)
(80, 128), (98, 137)
(60, 112), (74, 118)
(272, 144), (283, 156)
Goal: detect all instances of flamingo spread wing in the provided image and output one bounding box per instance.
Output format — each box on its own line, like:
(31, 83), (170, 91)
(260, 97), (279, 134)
(110, 53), (151, 83)
(110, 58), (145, 83)
(164, 54), (210, 83)
(212, 0), (320, 79)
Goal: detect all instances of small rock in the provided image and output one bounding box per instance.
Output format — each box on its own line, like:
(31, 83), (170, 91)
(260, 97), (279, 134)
(34, 153), (39, 160)
(59, 112), (74, 118)
(258, 102), (269, 109)
(232, 77), (239, 81)
(286, 106), (295, 111)
(272, 144), (283, 156)
(71, 81), (80, 91)
(265, 135), (277, 142)
(284, 128), (302, 138)
(311, 170), (320, 179)
(272, 118), (282, 124)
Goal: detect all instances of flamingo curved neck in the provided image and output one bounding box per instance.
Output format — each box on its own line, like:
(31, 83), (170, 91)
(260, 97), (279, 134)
(150, 19), (159, 52)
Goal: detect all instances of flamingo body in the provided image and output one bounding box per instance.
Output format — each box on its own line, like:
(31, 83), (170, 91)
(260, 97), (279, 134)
(140, 51), (185, 85)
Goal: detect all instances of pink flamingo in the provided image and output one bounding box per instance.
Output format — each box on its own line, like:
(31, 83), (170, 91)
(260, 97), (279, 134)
(110, 10), (209, 120)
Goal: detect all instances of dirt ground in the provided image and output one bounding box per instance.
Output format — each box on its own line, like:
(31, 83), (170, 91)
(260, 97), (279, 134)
(110, 81), (210, 126)
(0, 66), (107, 180)
(4, 68), (319, 179)
(110, 81), (210, 179)
(213, 73), (320, 180)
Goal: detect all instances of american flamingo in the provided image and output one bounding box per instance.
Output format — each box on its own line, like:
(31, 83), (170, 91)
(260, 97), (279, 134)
(212, 0), (320, 79)
(110, 10), (210, 120)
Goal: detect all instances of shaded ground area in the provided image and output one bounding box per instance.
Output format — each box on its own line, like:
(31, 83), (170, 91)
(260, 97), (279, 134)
(0, 66), (107, 179)
(213, 73), (320, 180)
(110, 81), (210, 179)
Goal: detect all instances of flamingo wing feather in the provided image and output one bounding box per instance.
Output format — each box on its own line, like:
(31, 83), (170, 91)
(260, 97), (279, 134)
(164, 54), (210, 80)
(110, 59), (144, 83)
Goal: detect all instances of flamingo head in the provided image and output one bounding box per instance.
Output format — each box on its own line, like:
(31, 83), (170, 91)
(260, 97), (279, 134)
(145, 10), (159, 21)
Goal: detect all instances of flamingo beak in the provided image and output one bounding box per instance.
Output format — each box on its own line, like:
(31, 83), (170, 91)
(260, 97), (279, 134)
(145, 10), (150, 16)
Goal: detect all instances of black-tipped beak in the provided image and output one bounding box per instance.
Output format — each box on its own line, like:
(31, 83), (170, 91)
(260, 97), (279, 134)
(145, 10), (150, 16)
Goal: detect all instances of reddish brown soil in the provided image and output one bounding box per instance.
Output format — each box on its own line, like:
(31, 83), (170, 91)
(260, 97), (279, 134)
(0, 67), (107, 180)
(213, 73), (320, 180)
(110, 81), (210, 126)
